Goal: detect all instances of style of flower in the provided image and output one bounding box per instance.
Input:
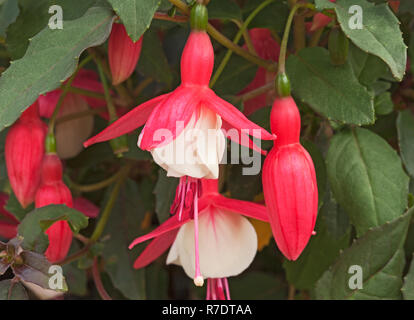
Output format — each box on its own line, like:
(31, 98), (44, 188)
(129, 179), (268, 295)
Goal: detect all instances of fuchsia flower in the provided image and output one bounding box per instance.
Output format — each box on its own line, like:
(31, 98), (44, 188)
(35, 154), (74, 263)
(239, 28), (280, 116)
(262, 96), (318, 261)
(5, 102), (47, 208)
(129, 179), (268, 295)
(84, 29), (274, 179)
(108, 23), (143, 85)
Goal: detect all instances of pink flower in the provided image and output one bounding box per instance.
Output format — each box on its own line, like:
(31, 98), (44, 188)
(5, 102), (47, 208)
(308, 0), (336, 32)
(239, 28), (280, 116)
(84, 30), (274, 179)
(129, 179), (268, 292)
(108, 23), (143, 85)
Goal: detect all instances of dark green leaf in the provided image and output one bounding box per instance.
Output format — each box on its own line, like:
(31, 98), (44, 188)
(0, 6), (115, 131)
(284, 213), (350, 290)
(208, 0), (242, 20)
(101, 179), (146, 300)
(397, 110), (414, 178)
(402, 255), (414, 300)
(107, 0), (160, 42)
(0, 0), (19, 38)
(137, 28), (173, 87)
(214, 53), (257, 96)
(18, 205), (88, 252)
(315, 0), (407, 81)
(326, 128), (409, 236)
(374, 92), (393, 116)
(4, 192), (33, 221)
(287, 47), (374, 125)
(0, 280), (28, 300)
(244, 0), (289, 33)
(229, 272), (287, 299)
(315, 209), (413, 299)
(154, 169), (178, 224)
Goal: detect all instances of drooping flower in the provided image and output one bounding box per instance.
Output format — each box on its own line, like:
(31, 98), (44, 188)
(84, 6), (274, 180)
(239, 28), (280, 116)
(129, 178), (267, 295)
(0, 193), (19, 239)
(262, 96), (318, 261)
(35, 154), (73, 263)
(108, 23), (143, 85)
(5, 102), (47, 208)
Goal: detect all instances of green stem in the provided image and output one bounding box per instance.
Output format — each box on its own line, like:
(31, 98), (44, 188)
(210, 0), (276, 88)
(278, 3), (314, 74)
(237, 81), (274, 102)
(48, 55), (93, 135)
(55, 107), (106, 125)
(168, 0), (276, 72)
(90, 164), (130, 242)
(96, 60), (117, 122)
(70, 170), (123, 193)
(66, 86), (105, 99)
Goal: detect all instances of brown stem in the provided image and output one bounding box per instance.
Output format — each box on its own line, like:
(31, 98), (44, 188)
(238, 81), (274, 102)
(154, 12), (188, 23)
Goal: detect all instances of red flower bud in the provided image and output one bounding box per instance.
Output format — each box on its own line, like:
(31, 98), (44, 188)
(35, 154), (73, 263)
(5, 102), (47, 208)
(108, 23), (143, 85)
(262, 97), (318, 261)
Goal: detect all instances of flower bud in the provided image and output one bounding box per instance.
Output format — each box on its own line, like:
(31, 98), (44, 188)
(5, 102), (47, 208)
(35, 154), (73, 263)
(54, 93), (94, 159)
(108, 23), (143, 85)
(262, 97), (318, 261)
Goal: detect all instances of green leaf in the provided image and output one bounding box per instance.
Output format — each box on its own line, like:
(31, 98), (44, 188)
(145, 263), (168, 299)
(326, 128), (409, 236)
(208, 0), (242, 20)
(154, 169), (178, 224)
(229, 272), (287, 299)
(4, 192), (33, 221)
(214, 53), (258, 96)
(402, 255), (414, 300)
(18, 205), (89, 252)
(137, 28), (173, 87)
(6, 0), (97, 59)
(315, 0), (407, 81)
(244, 0), (289, 33)
(315, 209), (413, 299)
(283, 215), (350, 290)
(107, 0), (160, 42)
(397, 110), (414, 178)
(0, 6), (115, 132)
(286, 47), (374, 125)
(374, 92), (394, 116)
(101, 179), (146, 300)
(0, 0), (18, 38)
(0, 280), (28, 300)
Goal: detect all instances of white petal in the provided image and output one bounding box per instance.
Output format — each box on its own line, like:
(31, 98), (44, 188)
(166, 234), (181, 266)
(150, 106), (225, 179)
(174, 207), (258, 279)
